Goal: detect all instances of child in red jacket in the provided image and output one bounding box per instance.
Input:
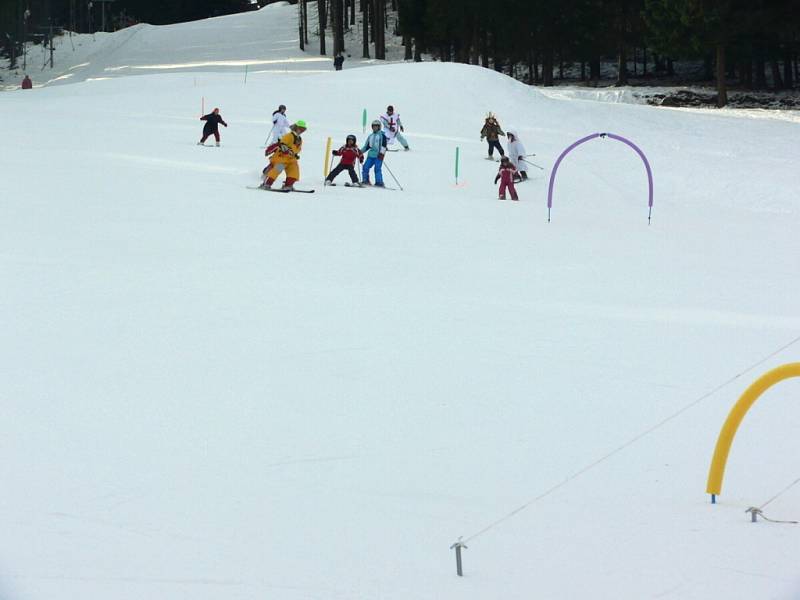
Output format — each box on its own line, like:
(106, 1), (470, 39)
(324, 135), (364, 186)
(494, 156), (519, 200)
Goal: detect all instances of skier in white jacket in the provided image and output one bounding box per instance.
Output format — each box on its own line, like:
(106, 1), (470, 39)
(266, 104), (290, 145)
(379, 105), (410, 150)
(506, 130), (528, 181)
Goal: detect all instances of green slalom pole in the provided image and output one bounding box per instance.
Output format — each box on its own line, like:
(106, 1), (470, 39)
(455, 146), (460, 185)
(362, 108), (367, 134)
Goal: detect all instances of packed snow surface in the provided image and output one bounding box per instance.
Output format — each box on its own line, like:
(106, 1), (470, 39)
(2, 3), (800, 600)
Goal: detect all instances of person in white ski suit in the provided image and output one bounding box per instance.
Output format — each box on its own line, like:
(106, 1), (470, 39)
(506, 130), (528, 181)
(379, 105), (410, 150)
(267, 105), (290, 145)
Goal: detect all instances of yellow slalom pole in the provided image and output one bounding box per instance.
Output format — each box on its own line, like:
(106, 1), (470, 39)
(706, 362), (800, 502)
(324, 136), (332, 177)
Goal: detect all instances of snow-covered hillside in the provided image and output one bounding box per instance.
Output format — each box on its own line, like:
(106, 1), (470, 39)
(0, 1), (396, 90)
(2, 3), (800, 600)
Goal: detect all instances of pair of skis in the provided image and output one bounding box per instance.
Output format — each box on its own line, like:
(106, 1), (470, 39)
(247, 186), (315, 194)
(324, 182), (362, 187)
(336, 182), (398, 190)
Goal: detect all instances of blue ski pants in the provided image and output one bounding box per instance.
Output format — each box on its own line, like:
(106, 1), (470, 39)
(362, 156), (384, 185)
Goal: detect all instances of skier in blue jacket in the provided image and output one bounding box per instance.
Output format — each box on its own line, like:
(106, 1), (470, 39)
(361, 119), (388, 186)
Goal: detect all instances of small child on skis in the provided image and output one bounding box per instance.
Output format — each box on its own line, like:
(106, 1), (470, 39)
(325, 135), (364, 186)
(198, 107), (227, 146)
(506, 130), (528, 181)
(361, 120), (388, 186)
(494, 156), (519, 201)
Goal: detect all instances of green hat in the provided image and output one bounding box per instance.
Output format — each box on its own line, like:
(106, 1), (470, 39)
(294, 120), (307, 129)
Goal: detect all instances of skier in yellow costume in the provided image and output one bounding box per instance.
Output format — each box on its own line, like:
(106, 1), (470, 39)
(261, 120), (307, 191)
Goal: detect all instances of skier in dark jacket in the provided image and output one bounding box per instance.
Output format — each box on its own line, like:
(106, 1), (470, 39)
(333, 52), (345, 71)
(480, 113), (505, 160)
(198, 108), (228, 146)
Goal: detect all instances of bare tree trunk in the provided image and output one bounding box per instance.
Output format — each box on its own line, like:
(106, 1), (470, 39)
(617, 44), (628, 85)
(590, 57), (600, 84)
(616, 0), (627, 85)
(303, 0), (309, 44)
(373, 0), (385, 59)
(361, 0), (369, 58)
(716, 42), (727, 108)
(783, 51), (793, 88)
(480, 28), (489, 68)
(333, 0), (345, 56)
(403, 34), (412, 60)
(298, 0), (304, 50)
(318, 0), (327, 55)
(590, 57), (600, 83)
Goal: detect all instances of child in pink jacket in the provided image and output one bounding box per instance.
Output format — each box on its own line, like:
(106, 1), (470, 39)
(494, 156), (519, 201)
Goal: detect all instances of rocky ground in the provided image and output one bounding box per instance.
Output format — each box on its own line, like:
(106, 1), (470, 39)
(646, 88), (800, 109)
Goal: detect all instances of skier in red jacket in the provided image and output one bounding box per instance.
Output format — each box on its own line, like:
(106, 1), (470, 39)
(494, 156), (519, 201)
(324, 135), (364, 186)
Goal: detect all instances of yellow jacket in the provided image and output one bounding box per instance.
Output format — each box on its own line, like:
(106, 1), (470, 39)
(274, 131), (303, 161)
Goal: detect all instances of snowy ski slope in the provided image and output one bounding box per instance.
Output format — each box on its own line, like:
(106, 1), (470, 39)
(2, 3), (800, 600)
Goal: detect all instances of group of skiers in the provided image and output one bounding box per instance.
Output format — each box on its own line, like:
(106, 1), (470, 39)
(322, 105), (410, 188)
(261, 104), (410, 190)
(480, 112), (531, 201)
(197, 104), (534, 199)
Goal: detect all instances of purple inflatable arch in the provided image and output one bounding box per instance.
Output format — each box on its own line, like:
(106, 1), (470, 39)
(546, 133), (654, 224)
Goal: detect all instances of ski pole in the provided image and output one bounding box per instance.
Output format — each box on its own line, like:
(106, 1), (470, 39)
(382, 161), (404, 191)
(520, 157), (545, 171)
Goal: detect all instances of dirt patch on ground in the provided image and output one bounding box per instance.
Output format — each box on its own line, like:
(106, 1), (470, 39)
(646, 89), (800, 110)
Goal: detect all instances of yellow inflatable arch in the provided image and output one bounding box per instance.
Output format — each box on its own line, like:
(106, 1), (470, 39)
(706, 362), (800, 503)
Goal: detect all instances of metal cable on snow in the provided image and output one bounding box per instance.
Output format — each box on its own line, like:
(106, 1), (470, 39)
(461, 333), (800, 544)
(760, 475), (800, 510)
